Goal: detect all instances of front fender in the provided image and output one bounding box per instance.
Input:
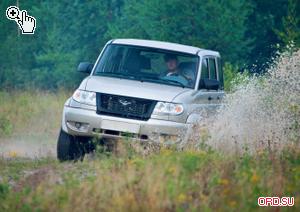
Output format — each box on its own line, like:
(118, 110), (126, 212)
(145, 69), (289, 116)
(186, 113), (202, 124)
(61, 98), (71, 133)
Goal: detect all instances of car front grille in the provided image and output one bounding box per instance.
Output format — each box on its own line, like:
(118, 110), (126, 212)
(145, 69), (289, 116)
(96, 93), (157, 121)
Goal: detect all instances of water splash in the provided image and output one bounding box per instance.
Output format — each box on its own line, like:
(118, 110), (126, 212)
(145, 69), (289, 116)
(201, 49), (300, 153)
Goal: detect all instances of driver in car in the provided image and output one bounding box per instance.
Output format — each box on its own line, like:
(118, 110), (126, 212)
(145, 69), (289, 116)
(162, 53), (189, 86)
(164, 54), (180, 76)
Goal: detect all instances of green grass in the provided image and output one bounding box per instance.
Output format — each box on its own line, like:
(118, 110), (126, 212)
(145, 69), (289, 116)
(0, 147), (299, 211)
(0, 91), (299, 211)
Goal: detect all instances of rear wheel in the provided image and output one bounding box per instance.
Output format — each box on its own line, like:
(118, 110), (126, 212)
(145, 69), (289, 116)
(57, 129), (87, 161)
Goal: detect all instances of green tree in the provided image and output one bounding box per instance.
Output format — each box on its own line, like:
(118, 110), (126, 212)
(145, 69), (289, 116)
(0, 0), (123, 89)
(245, 0), (292, 72)
(30, 0), (124, 89)
(1, 0), (298, 89)
(108, 0), (254, 65)
(275, 0), (300, 47)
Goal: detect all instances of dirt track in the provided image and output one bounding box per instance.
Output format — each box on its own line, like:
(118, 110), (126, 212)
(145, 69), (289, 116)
(0, 135), (56, 159)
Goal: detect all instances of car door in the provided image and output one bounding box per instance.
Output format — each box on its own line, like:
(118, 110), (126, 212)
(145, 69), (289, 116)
(198, 56), (223, 100)
(207, 56), (224, 103)
(189, 56), (224, 117)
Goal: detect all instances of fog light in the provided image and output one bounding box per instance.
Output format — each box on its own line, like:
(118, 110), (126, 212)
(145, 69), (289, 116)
(67, 121), (89, 133)
(75, 122), (81, 129)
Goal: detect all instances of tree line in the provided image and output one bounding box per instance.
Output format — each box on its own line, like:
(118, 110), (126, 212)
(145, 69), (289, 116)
(0, 0), (299, 90)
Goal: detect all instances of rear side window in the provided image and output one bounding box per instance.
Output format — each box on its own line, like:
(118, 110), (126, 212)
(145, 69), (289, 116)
(199, 56), (222, 89)
(217, 58), (224, 89)
(209, 58), (217, 80)
(201, 58), (209, 79)
(199, 58), (209, 89)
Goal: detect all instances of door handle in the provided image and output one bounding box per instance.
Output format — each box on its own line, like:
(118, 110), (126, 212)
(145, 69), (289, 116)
(208, 96), (213, 101)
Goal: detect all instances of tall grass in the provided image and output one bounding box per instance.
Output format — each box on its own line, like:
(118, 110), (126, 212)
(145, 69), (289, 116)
(0, 90), (70, 158)
(0, 90), (69, 138)
(0, 146), (299, 211)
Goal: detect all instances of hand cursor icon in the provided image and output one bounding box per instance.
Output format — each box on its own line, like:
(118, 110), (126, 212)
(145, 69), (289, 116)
(6, 6), (36, 35)
(17, 10), (36, 34)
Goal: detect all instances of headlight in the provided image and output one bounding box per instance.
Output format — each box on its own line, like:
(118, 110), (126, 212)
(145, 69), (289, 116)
(153, 102), (184, 115)
(72, 89), (96, 106)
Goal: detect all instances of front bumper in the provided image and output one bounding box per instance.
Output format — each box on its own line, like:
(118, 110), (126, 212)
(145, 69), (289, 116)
(62, 106), (190, 142)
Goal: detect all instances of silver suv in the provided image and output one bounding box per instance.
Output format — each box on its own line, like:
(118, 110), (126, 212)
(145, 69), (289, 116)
(57, 39), (224, 161)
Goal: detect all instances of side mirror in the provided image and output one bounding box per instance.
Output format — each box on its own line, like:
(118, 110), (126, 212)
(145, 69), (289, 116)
(203, 78), (219, 90)
(77, 62), (94, 74)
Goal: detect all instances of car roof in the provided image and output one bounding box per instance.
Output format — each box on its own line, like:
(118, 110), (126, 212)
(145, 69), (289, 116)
(111, 39), (220, 57)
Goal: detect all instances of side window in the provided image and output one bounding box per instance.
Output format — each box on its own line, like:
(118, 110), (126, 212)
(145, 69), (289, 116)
(209, 58), (217, 80)
(201, 58), (209, 79)
(217, 57), (224, 89)
(199, 58), (209, 89)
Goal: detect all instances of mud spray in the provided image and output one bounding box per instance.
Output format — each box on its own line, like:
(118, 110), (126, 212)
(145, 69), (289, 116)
(187, 49), (300, 153)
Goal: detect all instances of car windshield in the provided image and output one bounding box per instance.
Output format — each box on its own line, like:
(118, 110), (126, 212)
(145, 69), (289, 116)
(93, 44), (199, 88)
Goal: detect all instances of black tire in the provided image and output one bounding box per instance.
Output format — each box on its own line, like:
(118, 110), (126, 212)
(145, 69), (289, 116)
(57, 129), (84, 161)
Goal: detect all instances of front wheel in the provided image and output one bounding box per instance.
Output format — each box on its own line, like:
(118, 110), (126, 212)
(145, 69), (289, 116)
(57, 129), (85, 161)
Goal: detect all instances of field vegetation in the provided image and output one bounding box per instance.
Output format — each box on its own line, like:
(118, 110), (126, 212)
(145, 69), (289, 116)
(0, 89), (299, 211)
(0, 139), (299, 211)
(0, 0), (299, 210)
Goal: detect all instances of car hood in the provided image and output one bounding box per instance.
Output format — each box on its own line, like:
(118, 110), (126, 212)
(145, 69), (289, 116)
(82, 76), (190, 102)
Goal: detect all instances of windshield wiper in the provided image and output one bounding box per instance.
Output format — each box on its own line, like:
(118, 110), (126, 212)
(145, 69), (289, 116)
(159, 78), (186, 88)
(137, 76), (186, 88)
(95, 72), (137, 80)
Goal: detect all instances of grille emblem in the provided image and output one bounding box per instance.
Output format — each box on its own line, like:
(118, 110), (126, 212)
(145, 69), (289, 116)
(119, 99), (131, 106)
